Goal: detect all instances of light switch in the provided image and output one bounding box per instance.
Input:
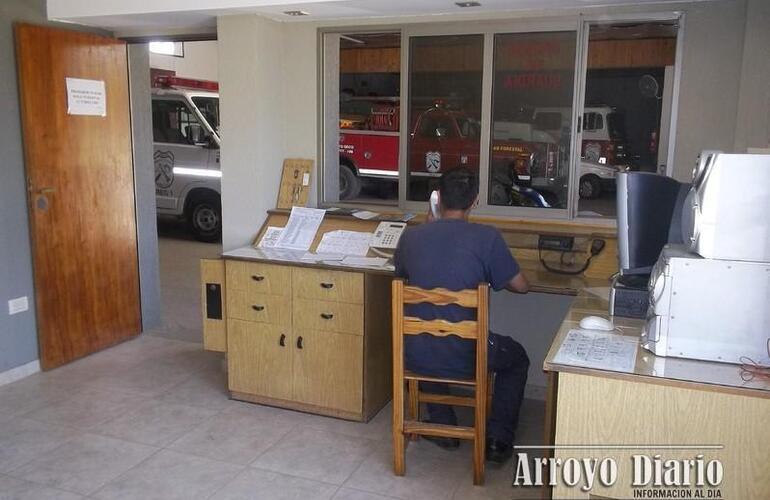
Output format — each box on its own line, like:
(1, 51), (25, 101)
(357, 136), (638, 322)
(8, 296), (29, 315)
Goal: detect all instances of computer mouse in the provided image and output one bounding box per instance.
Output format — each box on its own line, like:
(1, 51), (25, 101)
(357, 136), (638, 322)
(579, 315), (615, 331)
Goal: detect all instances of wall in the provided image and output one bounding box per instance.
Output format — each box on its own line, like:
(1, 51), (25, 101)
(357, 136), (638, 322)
(149, 40), (218, 81)
(129, 44), (163, 330)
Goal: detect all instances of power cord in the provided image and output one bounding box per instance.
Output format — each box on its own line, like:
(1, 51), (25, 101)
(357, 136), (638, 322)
(540, 239), (606, 276)
(739, 338), (770, 381)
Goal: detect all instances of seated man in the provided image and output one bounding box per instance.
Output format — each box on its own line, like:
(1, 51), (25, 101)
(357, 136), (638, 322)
(394, 167), (530, 464)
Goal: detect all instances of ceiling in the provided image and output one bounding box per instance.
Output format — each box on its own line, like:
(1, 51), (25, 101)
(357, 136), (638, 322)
(47, 0), (704, 37)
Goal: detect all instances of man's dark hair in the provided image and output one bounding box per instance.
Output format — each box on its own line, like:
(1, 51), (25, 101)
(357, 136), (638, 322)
(438, 167), (479, 210)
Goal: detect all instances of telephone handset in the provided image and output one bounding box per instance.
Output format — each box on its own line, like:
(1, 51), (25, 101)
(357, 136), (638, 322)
(429, 190), (440, 219)
(370, 221), (406, 249)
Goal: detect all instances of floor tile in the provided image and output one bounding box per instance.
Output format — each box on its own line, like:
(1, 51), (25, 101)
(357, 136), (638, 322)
(451, 462), (540, 500)
(85, 357), (195, 398)
(0, 474), (85, 500)
(304, 403), (391, 442)
(333, 488), (399, 500)
(156, 365), (230, 411)
(21, 387), (147, 430)
(0, 419), (78, 474)
(167, 404), (296, 465)
(11, 433), (157, 496)
(93, 449), (242, 500)
(210, 468), (338, 500)
(0, 376), (76, 421)
(252, 426), (375, 485)
(94, 399), (219, 446)
(344, 441), (467, 500)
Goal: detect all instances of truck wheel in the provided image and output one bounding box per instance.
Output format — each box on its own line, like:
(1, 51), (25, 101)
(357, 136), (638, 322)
(579, 175), (602, 200)
(339, 164), (361, 200)
(187, 193), (222, 242)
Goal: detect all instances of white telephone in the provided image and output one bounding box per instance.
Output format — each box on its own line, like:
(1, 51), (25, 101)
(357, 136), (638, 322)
(370, 221), (406, 249)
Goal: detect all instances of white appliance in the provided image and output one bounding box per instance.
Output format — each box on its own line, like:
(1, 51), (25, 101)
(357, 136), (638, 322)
(642, 245), (770, 365)
(682, 151), (770, 262)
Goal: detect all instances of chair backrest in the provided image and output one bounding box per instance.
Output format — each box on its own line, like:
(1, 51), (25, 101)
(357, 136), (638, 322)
(392, 279), (489, 373)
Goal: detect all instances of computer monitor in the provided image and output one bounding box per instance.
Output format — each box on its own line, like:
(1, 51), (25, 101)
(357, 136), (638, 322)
(616, 172), (689, 276)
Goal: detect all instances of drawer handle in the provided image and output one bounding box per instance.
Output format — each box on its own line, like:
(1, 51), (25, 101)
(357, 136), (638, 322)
(251, 275), (265, 282)
(320, 313), (334, 320)
(320, 282), (334, 289)
(296, 336), (304, 349)
(279, 334), (286, 347)
(251, 305), (265, 311)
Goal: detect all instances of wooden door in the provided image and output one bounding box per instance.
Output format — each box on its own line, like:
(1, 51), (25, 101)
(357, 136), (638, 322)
(227, 320), (293, 401)
(15, 24), (141, 369)
(293, 330), (363, 413)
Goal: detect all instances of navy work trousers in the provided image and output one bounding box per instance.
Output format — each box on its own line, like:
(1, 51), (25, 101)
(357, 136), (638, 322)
(415, 333), (530, 445)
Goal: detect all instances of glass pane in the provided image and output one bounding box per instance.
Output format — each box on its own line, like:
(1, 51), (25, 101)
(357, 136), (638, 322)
(407, 35), (484, 202)
(151, 99), (203, 145)
(489, 32), (576, 209)
(337, 32), (401, 204)
(578, 21), (679, 218)
(191, 96), (220, 133)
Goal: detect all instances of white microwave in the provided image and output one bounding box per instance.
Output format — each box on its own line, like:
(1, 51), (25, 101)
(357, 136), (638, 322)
(682, 151), (770, 262)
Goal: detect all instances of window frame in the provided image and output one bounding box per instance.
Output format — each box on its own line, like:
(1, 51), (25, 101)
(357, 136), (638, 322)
(317, 10), (685, 226)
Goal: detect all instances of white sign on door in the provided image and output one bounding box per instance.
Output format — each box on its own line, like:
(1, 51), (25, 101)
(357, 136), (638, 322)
(65, 77), (106, 116)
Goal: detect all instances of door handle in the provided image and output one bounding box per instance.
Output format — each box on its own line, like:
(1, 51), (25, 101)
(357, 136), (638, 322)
(251, 305), (265, 311)
(37, 187), (56, 194)
(279, 334), (286, 347)
(296, 336), (303, 349)
(320, 282), (334, 289)
(251, 275), (265, 282)
(320, 313), (334, 320)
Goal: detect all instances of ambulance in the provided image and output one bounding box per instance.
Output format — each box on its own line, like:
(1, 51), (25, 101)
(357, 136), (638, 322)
(151, 75), (221, 241)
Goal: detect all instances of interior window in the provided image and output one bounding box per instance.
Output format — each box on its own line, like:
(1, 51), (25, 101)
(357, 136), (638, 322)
(191, 96), (220, 133)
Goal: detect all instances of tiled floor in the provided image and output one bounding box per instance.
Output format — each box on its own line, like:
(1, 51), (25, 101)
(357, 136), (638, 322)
(0, 232), (545, 498)
(0, 334), (545, 499)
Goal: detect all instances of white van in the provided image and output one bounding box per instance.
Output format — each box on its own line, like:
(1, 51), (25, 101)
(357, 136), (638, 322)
(151, 76), (221, 241)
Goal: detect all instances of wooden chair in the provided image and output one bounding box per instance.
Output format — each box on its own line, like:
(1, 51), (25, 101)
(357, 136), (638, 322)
(391, 279), (490, 485)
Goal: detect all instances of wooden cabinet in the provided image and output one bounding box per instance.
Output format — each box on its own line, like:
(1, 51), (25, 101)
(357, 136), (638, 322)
(203, 257), (392, 421)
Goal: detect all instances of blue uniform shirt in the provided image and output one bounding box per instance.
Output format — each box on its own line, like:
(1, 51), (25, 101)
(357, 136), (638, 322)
(393, 218), (521, 377)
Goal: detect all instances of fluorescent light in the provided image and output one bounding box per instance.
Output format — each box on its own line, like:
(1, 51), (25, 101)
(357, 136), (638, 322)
(283, 10), (309, 16)
(455, 1), (481, 7)
(149, 41), (183, 56)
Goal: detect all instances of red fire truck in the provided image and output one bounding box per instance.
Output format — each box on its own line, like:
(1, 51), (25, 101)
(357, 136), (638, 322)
(338, 99), (560, 204)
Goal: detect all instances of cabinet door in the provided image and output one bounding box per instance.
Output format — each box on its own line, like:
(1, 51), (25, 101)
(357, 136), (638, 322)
(292, 330), (363, 414)
(227, 319), (293, 401)
(201, 259), (226, 352)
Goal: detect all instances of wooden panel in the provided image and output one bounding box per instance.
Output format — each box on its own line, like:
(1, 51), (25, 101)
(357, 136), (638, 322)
(402, 285), (478, 307)
(226, 260), (292, 295)
(230, 391), (364, 421)
(553, 373), (770, 499)
(201, 259), (226, 352)
(293, 298), (363, 335)
(363, 273), (393, 419)
(403, 421), (476, 440)
(292, 268), (363, 304)
(340, 47), (400, 74)
(588, 38), (676, 69)
(403, 317), (479, 339)
(227, 290), (292, 327)
(15, 24), (140, 370)
(292, 329), (363, 413)
(227, 320), (293, 401)
(276, 159), (314, 209)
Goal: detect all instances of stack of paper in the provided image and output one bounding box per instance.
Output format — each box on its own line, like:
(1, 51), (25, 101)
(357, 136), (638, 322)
(256, 207), (325, 251)
(315, 230), (372, 256)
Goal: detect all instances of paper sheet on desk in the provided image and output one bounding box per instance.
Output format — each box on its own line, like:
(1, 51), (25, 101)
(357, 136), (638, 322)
(301, 252), (345, 262)
(553, 329), (638, 373)
(256, 226), (283, 248)
(316, 230), (372, 256)
(274, 207), (325, 251)
(341, 256), (388, 267)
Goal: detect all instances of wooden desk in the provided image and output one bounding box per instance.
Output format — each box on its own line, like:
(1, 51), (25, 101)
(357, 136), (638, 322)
(542, 289), (770, 499)
(200, 211), (619, 421)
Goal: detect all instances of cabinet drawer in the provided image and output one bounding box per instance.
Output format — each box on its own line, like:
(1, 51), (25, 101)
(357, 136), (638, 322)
(226, 261), (291, 296)
(227, 290), (292, 326)
(294, 299), (363, 336)
(292, 268), (363, 304)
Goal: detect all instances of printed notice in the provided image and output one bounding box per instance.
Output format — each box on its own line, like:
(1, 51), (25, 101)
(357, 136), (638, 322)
(257, 227), (283, 248)
(316, 230), (372, 256)
(553, 329), (638, 373)
(66, 78), (106, 116)
(274, 207), (325, 251)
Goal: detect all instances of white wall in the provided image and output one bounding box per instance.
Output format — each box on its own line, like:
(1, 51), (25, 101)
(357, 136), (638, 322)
(150, 40), (218, 81)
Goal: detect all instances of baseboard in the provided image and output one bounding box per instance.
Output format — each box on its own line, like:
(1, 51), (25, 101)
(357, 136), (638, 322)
(0, 359), (41, 387)
(524, 383), (547, 401)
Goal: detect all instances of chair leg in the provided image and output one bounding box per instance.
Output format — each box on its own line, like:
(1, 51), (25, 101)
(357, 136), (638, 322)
(407, 379), (420, 441)
(393, 379), (406, 477)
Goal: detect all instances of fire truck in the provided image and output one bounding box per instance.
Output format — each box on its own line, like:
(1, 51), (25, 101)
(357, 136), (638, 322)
(151, 74), (221, 241)
(338, 99), (561, 206)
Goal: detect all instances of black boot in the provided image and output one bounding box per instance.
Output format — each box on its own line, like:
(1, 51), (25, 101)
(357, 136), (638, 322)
(485, 438), (513, 464)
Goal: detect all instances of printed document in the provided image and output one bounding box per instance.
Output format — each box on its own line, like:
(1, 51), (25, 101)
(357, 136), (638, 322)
(315, 230), (373, 256)
(256, 227), (283, 248)
(274, 207), (325, 251)
(553, 329), (638, 373)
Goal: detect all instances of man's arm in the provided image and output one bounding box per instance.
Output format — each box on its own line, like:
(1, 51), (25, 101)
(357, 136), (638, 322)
(505, 271), (529, 294)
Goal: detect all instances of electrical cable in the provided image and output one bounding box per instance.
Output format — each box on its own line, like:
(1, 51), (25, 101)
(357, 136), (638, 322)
(739, 339), (770, 381)
(540, 239), (606, 276)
